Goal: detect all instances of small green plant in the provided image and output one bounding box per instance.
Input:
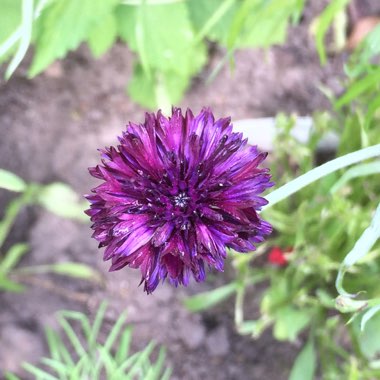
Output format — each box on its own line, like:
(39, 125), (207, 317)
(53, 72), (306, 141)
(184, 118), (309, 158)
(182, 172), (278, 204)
(0, 0), (309, 110)
(0, 168), (100, 292)
(184, 24), (380, 377)
(4, 302), (171, 380)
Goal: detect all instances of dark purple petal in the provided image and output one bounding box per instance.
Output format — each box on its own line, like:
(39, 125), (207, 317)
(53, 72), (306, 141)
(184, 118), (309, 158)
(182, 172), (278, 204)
(85, 107), (273, 293)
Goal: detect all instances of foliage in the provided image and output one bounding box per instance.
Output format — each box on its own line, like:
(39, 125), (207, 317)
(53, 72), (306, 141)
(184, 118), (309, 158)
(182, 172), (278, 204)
(4, 302), (171, 380)
(0, 169), (100, 292)
(0, 0), (311, 109)
(185, 24), (380, 379)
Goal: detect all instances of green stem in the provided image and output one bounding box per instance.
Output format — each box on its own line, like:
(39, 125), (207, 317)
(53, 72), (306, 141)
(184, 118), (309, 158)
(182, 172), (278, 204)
(264, 144), (380, 209)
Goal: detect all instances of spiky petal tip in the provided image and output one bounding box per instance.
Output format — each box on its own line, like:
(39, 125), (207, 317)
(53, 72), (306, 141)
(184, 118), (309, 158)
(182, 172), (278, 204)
(85, 108), (273, 293)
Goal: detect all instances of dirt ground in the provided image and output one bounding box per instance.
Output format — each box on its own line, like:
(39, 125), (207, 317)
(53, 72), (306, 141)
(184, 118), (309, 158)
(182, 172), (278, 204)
(0, 1), (379, 379)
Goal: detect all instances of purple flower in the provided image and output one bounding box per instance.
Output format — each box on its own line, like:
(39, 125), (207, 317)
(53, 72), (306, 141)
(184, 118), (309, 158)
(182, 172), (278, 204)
(85, 108), (273, 293)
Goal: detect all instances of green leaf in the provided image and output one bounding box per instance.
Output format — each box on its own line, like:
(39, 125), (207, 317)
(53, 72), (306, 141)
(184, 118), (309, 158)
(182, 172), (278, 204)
(364, 93), (380, 131)
(0, 168), (26, 192)
(29, 0), (118, 76)
(235, 0), (303, 48)
(0, 243), (29, 273)
(37, 182), (87, 221)
(187, 0), (237, 45)
(0, 0), (22, 63)
(361, 305), (380, 332)
(273, 306), (312, 342)
(5, 0), (34, 79)
(0, 274), (24, 292)
(0, 197), (26, 248)
(335, 203), (380, 297)
(289, 340), (316, 380)
(4, 372), (22, 380)
(335, 68), (380, 108)
(184, 282), (237, 312)
(23, 362), (59, 380)
(87, 13), (117, 57)
(117, 2), (206, 76)
(354, 309), (380, 360)
(42, 262), (101, 281)
(312, 0), (351, 65)
(330, 161), (380, 193)
(128, 64), (190, 110)
(265, 144), (380, 209)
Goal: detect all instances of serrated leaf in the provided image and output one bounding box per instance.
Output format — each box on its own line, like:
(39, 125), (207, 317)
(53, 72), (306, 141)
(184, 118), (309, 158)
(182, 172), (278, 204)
(29, 0), (118, 76)
(0, 168), (26, 192)
(116, 3), (206, 76)
(289, 340), (316, 380)
(37, 182), (87, 221)
(87, 13), (117, 58)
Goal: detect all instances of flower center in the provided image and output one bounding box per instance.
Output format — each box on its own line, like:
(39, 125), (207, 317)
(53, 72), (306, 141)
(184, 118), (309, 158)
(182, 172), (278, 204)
(173, 192), (190, 208)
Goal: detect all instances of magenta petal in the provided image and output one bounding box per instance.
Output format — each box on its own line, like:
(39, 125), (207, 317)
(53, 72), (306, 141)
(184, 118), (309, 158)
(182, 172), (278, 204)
(85, 107), (273, 293)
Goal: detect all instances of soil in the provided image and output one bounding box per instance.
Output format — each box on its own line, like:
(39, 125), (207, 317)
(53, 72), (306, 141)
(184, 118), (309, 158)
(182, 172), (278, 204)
(0, 1), (379, 379)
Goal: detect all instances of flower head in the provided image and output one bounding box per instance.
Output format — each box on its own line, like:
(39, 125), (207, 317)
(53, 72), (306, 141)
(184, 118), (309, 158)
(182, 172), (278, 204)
(86, 108), (273, 293)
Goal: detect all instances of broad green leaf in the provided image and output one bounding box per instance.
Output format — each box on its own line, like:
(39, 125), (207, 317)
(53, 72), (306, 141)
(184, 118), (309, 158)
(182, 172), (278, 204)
(0, 0), (22, 63)
(184, 282), (237, 312)
(289, 340), (316, 380)
(186, 0), (237, 44)
(29, 0), (118, 76)
(236, 0), (303, 48)
(116, 3), (206, 76)
(0, 243), (29, 273)
(37, 182), (87, 221)
(87, 13), (117, 57)
(273, 306), (312, 342)
(0, 168), (26, 192)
